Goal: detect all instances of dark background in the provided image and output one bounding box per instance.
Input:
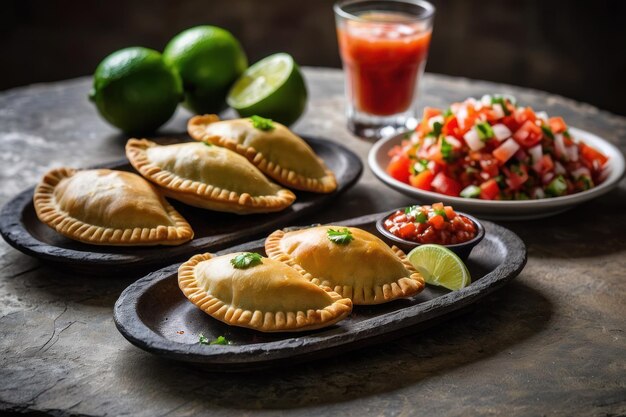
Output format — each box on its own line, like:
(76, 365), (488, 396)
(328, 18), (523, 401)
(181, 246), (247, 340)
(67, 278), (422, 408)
(2, 0), (625, 115)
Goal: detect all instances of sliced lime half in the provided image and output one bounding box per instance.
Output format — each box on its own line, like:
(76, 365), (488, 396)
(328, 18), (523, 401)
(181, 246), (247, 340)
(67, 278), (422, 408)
(407, 244), (471, 291)
(227, 53), (307, 126)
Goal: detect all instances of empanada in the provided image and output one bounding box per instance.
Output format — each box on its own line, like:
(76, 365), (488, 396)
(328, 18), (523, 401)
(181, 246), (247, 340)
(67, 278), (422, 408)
(33, 168), (193, 246)
(178, 252), (353, 332)
(187, 115), (337, 193)
(126, 139), (295, 214)
(265, 226), (424, 304)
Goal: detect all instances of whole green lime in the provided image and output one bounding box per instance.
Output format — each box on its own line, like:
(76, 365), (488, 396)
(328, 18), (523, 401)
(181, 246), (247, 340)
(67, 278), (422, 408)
(163, 26), (248, 114)
(89, 47), (183, 134)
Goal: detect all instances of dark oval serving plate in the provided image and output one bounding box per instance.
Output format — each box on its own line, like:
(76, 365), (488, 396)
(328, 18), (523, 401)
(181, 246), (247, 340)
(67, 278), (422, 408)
(0, 136), (362, 275)
(114, 212), (526, 371)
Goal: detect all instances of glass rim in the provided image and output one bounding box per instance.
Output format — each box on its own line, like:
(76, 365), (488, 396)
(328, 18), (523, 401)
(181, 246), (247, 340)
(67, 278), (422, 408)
(333, 0), (435, 23)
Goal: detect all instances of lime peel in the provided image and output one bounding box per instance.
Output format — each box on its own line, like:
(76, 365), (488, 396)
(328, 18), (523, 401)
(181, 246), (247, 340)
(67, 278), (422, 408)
(407, 244), (471, 291)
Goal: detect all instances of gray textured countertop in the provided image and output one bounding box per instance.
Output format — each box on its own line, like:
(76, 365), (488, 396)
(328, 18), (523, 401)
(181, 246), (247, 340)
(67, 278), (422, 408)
(0, 68), (624, 416)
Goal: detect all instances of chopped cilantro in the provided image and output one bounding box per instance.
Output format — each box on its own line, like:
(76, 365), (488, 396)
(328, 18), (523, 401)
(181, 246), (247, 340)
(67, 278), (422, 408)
(414, 210), (428, 223)
(546, 175), (567, 197)
(426, 121), (443, 138)
(432, 121), (443, 137)
(440, 137), (454, 162)
(580, 176), (593, 190)
(230, 252), (263, 269)
(491, 96), (511, 115)
(475, 122), (494, 140)
(250, 115), (275, 131)
(199, 334), (229, 345)
(327, 228), (354, 245)
(203, 141), (213, 147)
(210, 336), (229, 345)
(413, 159), (429, 174)
(460, 185), (481, 199)
(443, 108), (453, 118)
(541, 125), (554, 140)
(433, 208), (448, 220)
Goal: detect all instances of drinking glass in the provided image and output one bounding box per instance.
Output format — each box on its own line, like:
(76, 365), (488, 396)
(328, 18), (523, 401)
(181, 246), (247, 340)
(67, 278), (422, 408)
(334, 0), (435, 140)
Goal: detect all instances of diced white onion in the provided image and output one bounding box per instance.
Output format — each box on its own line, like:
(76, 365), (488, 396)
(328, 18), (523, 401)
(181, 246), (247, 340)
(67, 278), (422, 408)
(423, 137), (434, 149)
(457, 105), (468, 128)
(554, 133), (567, 160)
(542, 172), (555, 184)
(428, 115), (444, 128)
(481, 95), (492, 106)
(532, 187), (545, 199)
(572, 167), (591, 178)
(463, 128), (484, 151)
(554, 161), (566, 175)
(450, 103), (461, 113)
(535, 111), (549, 121)
(494, 139), (520, 163)
(567, 145), (579, 161)
(528, 144), (543, 165)
(492, 123), (512, 141)
(492, 104), (505, 119)
(445, 135), (462, 149)
(465, 97), (478, 107)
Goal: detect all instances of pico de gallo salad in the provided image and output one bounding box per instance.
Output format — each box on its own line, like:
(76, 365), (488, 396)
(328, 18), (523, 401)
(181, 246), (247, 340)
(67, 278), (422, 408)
(387, 95), (609, 200)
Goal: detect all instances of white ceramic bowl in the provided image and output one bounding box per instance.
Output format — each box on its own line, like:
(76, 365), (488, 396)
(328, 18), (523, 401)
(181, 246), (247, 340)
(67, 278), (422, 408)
(368, 127), (625, 220)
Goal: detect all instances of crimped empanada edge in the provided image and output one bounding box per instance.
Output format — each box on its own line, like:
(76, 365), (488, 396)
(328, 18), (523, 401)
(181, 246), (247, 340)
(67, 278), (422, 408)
(177, 252), (353, 333)
(126, 138), (296, 214)
(264, 228), (425, 305)
(33, 167), (194, 246)
(187, 114), (338, 194)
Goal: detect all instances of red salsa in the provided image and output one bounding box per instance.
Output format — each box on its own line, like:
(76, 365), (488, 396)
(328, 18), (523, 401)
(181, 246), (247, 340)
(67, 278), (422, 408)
(384, 203), (477, 245)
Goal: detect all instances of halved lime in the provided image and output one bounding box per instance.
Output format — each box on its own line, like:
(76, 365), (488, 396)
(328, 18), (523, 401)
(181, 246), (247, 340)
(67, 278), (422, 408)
(227, 53), (307, 126)
(407, 244), (471, 291)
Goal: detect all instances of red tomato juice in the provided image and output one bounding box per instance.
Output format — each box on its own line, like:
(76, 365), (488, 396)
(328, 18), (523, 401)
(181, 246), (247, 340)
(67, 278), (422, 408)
(338, 13), (432, 116)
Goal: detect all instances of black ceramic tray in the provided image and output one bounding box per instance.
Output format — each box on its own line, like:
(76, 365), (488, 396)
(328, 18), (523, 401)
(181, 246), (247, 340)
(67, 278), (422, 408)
(113, 212), (526, 371)
(0, 136), (362, 275)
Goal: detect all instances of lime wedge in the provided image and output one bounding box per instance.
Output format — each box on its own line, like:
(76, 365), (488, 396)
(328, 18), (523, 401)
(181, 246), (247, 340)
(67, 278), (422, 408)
(407, 244), (471, 291)
(227, 53), (307, 126)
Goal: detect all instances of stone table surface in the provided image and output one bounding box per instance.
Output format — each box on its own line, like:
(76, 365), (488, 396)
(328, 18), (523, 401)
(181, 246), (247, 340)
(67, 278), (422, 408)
(0, 68), (624, 417)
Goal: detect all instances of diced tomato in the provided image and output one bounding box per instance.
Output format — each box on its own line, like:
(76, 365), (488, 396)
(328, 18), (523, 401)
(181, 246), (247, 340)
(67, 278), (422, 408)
(480, 157), (499, 178)
(535, 154), (554, 173)
(409, 170), (435, 191)
(442, 116), (461, 139)
(514, 107), (537, 125)
(432, 202), (444, 210)
(501, 115), (519, 133)
(548, 117), (567, 134)
(387, 155), (411, 184)
(580, 143), (608, 169)
(431, 172), (462, 196)
(504, 165), (529, 190)
(480, 179), (500, 200)
(423, 107), (442, 120)
(513, 120), (542, 147)
(444, 205), (456, 219)
(398, 222), (417, 239)
(493, 139), (521, 164)
(480, 108), (499, 122)
(428, 215), (445, 230)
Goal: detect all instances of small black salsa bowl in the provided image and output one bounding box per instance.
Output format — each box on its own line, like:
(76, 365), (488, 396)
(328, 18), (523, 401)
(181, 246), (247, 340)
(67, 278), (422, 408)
(375, 208), (485, 261)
